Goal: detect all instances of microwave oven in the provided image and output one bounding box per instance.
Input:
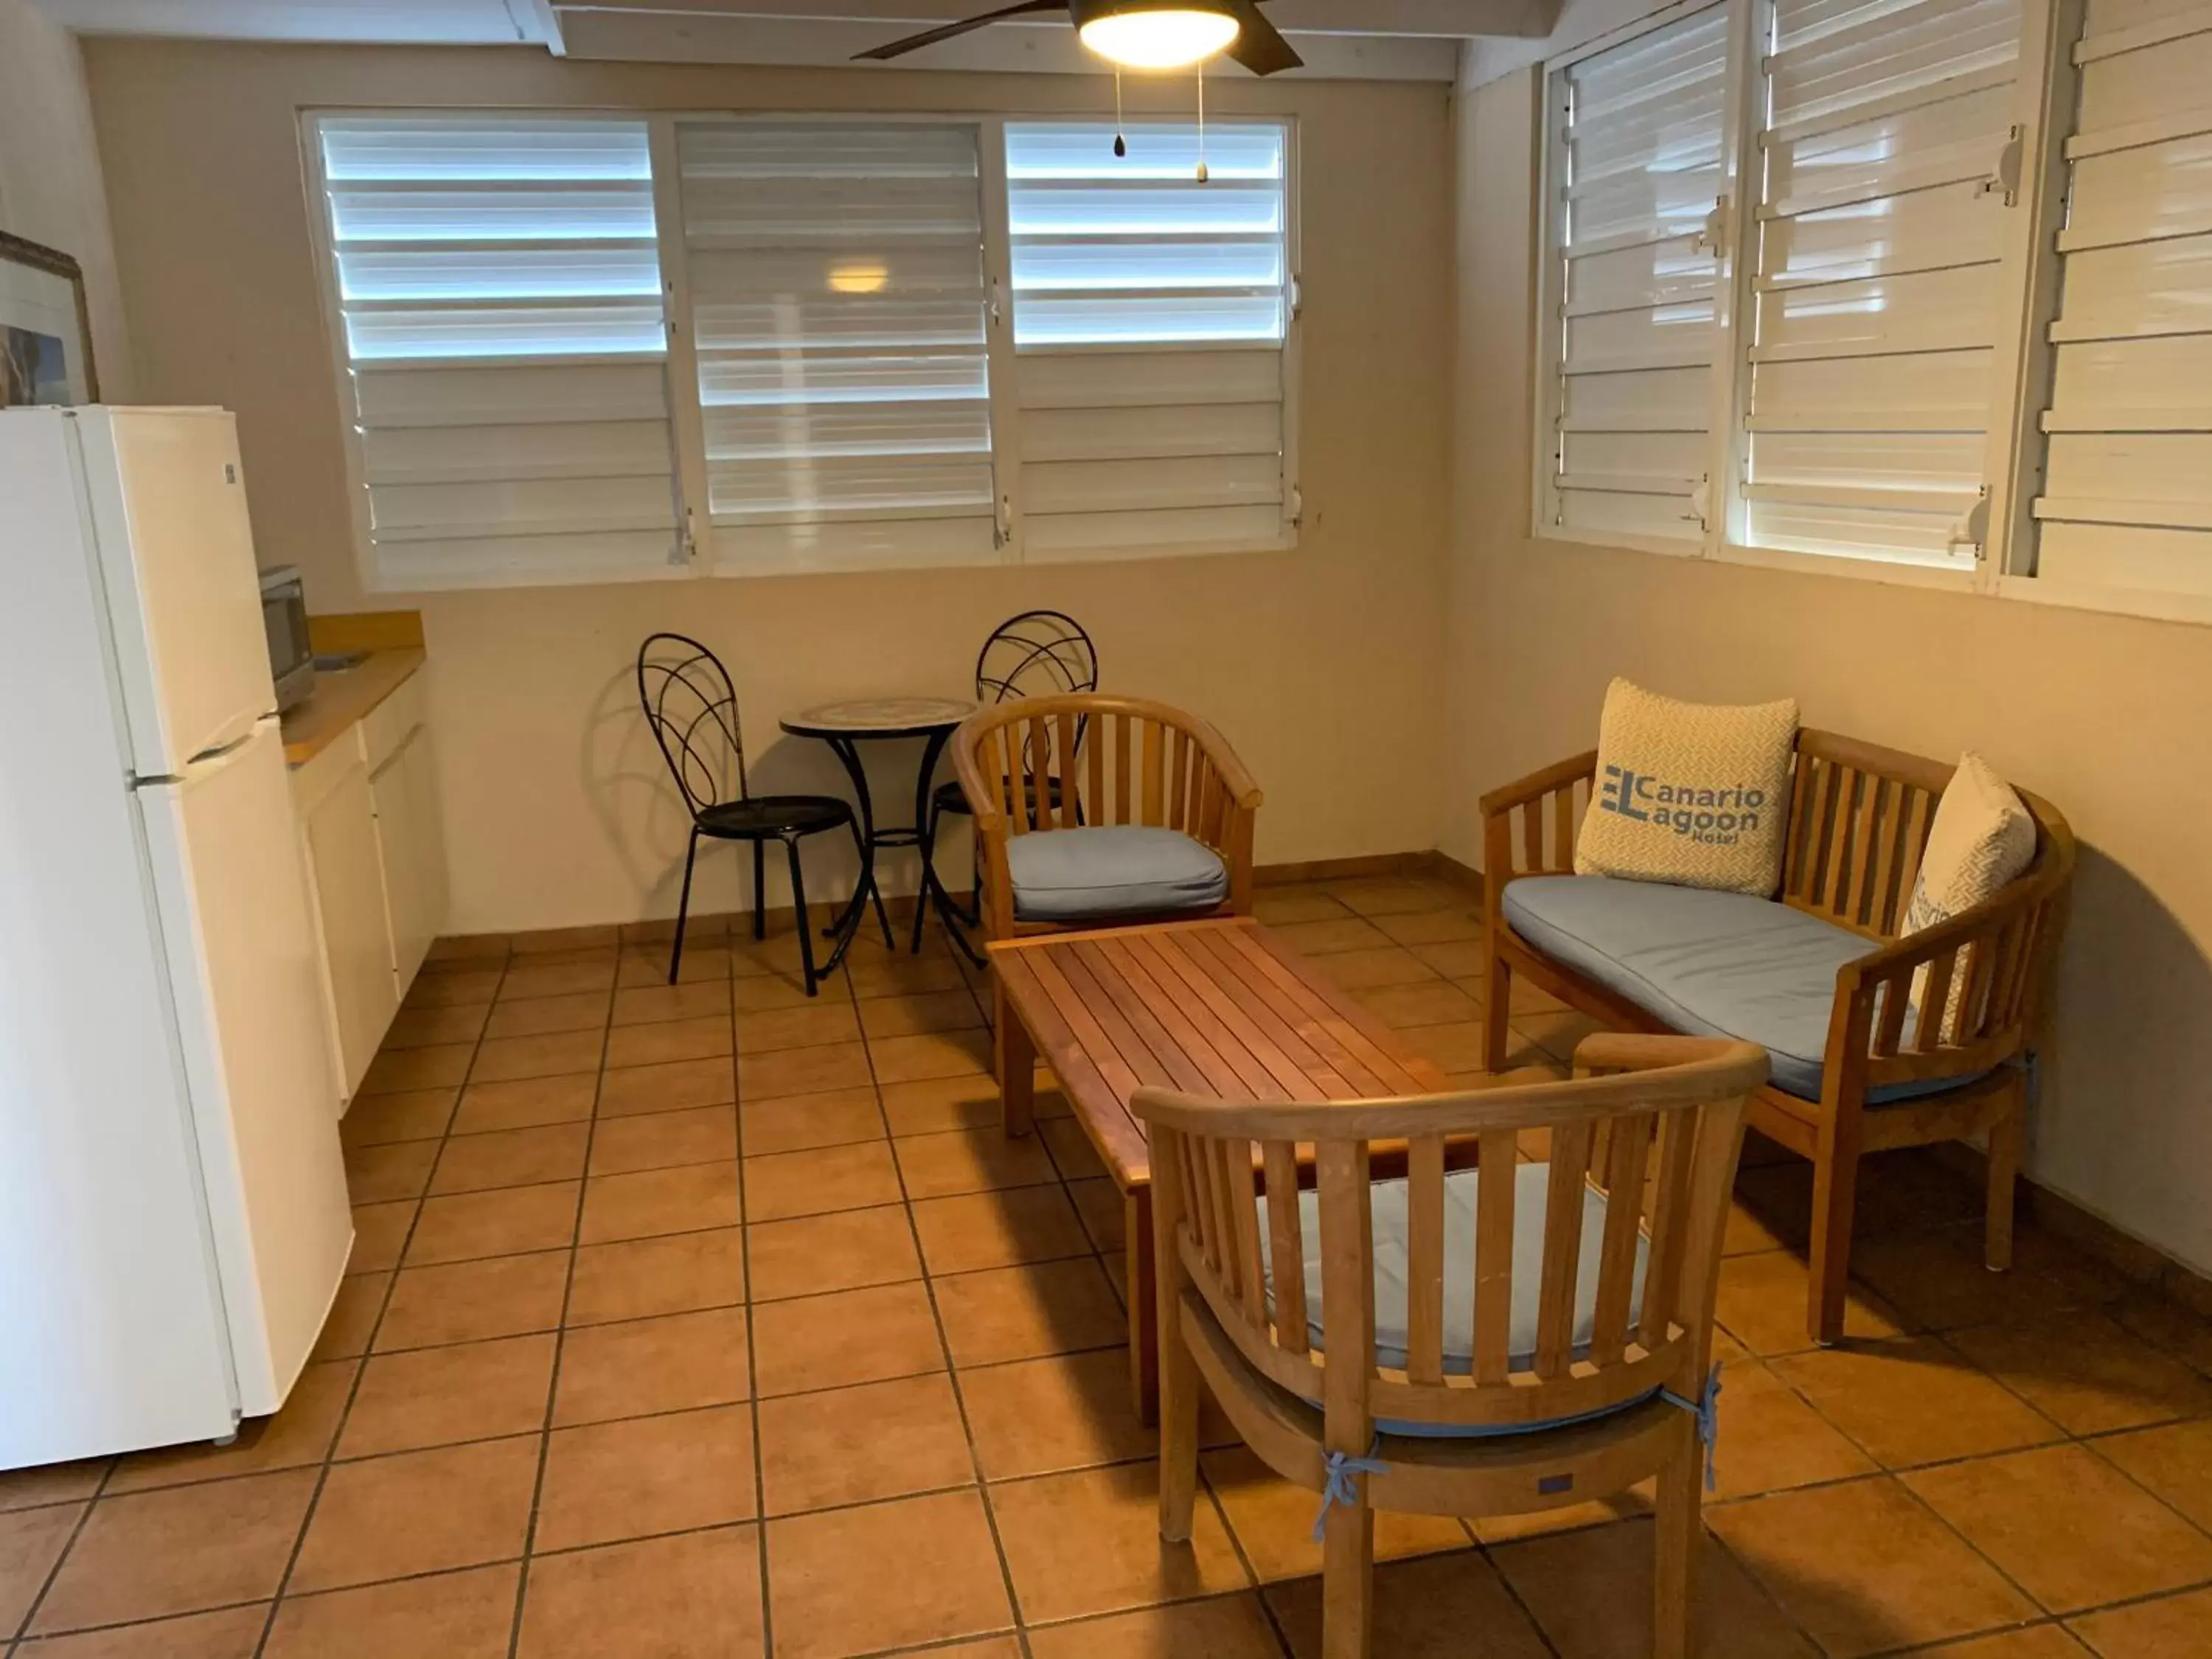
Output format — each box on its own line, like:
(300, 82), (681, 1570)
(260, 566), (315, 714)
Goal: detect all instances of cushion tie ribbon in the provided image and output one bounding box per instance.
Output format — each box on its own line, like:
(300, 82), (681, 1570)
(1309, 1440), (1388, 1541)
(1660, 1366), (1723, 1492)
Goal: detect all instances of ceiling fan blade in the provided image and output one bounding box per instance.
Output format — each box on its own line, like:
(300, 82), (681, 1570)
(852, 0), (1068, 62)
(1221, 0), (1302, 74)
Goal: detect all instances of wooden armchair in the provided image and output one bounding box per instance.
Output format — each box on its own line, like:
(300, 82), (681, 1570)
(950, 692), (1262, 942)
(1138, 1034), (1767, 1659)
(1482, 731), (2076, 1346)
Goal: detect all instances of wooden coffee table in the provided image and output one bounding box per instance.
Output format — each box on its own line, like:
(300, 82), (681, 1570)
(989, 917), (1453, 1421)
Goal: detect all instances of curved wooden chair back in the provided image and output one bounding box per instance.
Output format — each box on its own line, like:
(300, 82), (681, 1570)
(1139, 1034), (1765, 1439)
(1481, 731), (2074, 1084)
(951, 693), (1264, 939)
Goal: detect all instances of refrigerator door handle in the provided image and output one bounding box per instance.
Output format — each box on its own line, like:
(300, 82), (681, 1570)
(186, 727), (260, 771)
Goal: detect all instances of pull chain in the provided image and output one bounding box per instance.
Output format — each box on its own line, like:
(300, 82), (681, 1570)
(1195, 60), (1209, 182)
(1113, 69), (1127, 158)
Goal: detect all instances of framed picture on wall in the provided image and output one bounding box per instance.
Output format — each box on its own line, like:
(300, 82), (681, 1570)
(0, 232), (99, 408)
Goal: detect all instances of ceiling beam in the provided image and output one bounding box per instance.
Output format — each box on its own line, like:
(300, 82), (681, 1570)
(553, 0), (1557, 37)
(552, 7), (1469, 76)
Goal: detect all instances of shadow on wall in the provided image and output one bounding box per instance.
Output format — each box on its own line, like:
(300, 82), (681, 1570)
(2037, 843), (2212, 1267)
(580, 650), (967, 925)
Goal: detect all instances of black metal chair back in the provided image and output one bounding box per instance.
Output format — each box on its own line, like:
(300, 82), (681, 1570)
(974, 611), (1100, 706)
(637, 632), (748, 815)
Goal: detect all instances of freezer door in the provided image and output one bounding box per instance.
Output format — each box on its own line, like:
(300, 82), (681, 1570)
(140, 720), (354, 1415)
(79, 409), (279, 775)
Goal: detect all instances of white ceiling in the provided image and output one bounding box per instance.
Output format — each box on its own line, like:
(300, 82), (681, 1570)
(35, 0), (1562, 79)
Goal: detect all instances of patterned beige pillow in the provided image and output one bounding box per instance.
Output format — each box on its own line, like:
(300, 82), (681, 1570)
(1573, 679), (1799, 896)
(1903, 752), (2038, 1042)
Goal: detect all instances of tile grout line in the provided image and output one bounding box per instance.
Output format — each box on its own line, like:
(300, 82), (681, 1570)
(503, 945), (630, 1659)
(248, 943), (518, 1659)
(851, 970), (1038, 1659)
(4, 1453), (114, 1652)
(728, 920), (827, 1659)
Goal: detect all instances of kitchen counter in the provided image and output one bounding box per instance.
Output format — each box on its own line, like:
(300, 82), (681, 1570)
(280, 648), (426, 767)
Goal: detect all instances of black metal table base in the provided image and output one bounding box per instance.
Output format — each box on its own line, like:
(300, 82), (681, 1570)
(813, 728), (979, 974)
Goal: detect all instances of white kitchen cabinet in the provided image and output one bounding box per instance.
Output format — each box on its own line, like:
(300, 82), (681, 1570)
(369, 723), (443, 992)
(292, 731), (397, 1099)
(292, 664), (449, 1105)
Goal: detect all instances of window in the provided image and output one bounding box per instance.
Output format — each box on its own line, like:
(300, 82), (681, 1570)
(1005, 120), (1297, 559)
(313, 117), (682, 590)
(2025, 1), (2212, 600)
(1538, 5), (1729, 549)
(1535, 0), (2212, 624)
(672, 122), (999, 574)
(307, 112), (1298, 588)
(1736, 0), (2024, 568)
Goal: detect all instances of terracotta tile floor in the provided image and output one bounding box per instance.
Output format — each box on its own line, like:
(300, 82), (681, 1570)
(6, 879), (2212, 1657)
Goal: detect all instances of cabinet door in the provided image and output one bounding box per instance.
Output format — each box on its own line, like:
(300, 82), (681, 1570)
(370, 728), (436, 993)
(403, 722), (450, 958)
(302, 756), (398, 1096)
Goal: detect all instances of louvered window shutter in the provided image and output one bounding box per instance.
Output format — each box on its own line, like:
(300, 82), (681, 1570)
(673, 122), (1000, 574)
(1543, 6), (1728, 547)
(2030, 2), (2212, 596)
(313, 116), (680, 589)
(1739, 0), (2024, 566)
(1004, 120), (1295, 559)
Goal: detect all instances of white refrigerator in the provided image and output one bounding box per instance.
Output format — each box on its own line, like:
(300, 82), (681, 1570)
(0, 406), (353, 1468)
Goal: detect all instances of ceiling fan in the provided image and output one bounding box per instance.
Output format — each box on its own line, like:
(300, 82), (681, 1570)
(855, 0), (1304, 76)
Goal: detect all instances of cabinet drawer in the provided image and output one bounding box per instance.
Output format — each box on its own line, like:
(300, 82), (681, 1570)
(361, 668), (427, 774)
(290, 720), (366, 818)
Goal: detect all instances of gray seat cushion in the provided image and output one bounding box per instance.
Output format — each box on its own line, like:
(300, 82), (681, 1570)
(1259, 1161), (1652, 1438)
(1502, 874), (1949, 1104)
(1006, 826), (1228, 924)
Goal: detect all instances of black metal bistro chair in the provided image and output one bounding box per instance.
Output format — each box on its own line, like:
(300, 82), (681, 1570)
(914, 611), (1099, 953)
(636, 633), (861, 996)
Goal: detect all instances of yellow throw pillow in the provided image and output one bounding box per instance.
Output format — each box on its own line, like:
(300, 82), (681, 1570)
(1573, 679), (1800, 896)
(1903, 752), (2038, 1043)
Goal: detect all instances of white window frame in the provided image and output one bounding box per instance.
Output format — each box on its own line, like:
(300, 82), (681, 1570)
(1529, 0), (2212, 625)
(303, 107), (1302, 591)
(1531, 0), (1733, 562)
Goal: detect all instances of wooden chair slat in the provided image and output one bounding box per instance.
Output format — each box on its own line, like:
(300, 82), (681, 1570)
(1169, 727), (1191, 832)
(1638, 1107), (1694, 1349)
(1916, 952), (1958, 1051)
(1083, 710), (1104, 821)
(1520, 799), (1543, 874)
(1314, 1138), (1377, 1404)
(1141, 720), (1165, 827)
(1262, 1140), (1309, 1357)
(1844, 775), (1882, 928)
(1405, 1133), (1447, 1385)
(1228, 1137), (1270, 1325)
(1550, 784), (1576, 871)
(1113, 712), (1132, 825)
(1057, 711), (1080, 830)
(1784, 751), (1818, 902)
(1473, 1128), (1517, 1384)
(1534, 1121), (1593, 1379)
(1590, 1113), (1655, 1366)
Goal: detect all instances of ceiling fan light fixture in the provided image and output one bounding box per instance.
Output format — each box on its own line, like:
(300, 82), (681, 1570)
(1077, 1), (1241, 71)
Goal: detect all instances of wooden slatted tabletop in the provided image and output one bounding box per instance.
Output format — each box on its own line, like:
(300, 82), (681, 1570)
(989, 917), (1453, 1418)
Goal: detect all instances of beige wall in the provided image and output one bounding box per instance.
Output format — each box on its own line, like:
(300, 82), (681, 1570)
(0, 0), (131, 396)
(82, 38), (1453, 940)
(1448, 69), (2212, 1277)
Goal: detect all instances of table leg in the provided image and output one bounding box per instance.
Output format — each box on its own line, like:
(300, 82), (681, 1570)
(909, 726), (979, 964)
(818, 734), (894, 971)
(1128, 1185), (1159, 1427)
(995, 974), (1034, 1138)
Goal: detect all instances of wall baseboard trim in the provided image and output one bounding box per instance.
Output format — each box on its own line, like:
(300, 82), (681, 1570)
(1924, 1140), (2212, 1320)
